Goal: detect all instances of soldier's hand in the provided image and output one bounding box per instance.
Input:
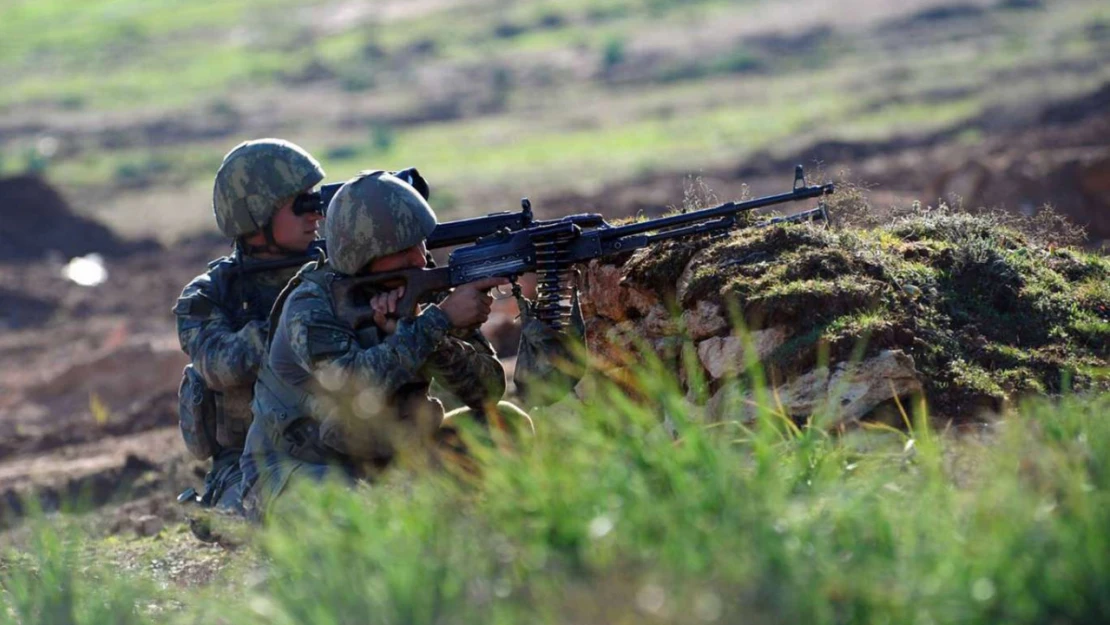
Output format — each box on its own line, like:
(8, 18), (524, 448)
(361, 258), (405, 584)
(440, 277), (508, 330)
(370, 286), (406, 334)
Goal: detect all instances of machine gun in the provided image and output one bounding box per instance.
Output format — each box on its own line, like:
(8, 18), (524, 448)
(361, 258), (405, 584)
(241, 195), (607, 275)
(332, 166), (835, 330)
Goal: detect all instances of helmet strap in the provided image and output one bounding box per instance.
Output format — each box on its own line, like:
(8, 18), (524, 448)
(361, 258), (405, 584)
(240, 222), (303, 257)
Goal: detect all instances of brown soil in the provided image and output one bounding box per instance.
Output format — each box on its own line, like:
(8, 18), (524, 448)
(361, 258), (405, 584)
(0, 185), (223, 530)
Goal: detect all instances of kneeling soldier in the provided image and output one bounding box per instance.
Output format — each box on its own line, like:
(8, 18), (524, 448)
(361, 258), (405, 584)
(174, 138), (326, 512)
(242, 170), (530, 516)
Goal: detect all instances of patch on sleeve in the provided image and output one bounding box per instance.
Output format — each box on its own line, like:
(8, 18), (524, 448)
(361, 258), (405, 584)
(173, 293), (214, 318)
(305, 322), (355, 363)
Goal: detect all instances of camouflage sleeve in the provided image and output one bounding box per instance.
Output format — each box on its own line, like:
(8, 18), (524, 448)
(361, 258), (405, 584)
(283, 284), (452, 396)
(174, 277), (266, 391)
(422, 332), (506, 410)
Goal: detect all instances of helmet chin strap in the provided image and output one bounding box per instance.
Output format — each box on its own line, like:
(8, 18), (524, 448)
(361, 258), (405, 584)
(240, 222), (304, 257)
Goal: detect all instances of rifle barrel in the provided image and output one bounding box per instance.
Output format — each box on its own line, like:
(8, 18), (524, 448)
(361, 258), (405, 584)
(601, 183), (833, 240)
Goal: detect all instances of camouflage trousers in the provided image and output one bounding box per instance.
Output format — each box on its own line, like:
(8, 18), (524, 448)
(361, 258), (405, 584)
(241, 400), (532, 520)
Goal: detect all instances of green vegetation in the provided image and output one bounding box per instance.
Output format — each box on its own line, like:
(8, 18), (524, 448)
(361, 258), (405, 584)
(624, 202), (1109, 416)
(4, 368), (1109, 623)
(3, 0), (1110, 226)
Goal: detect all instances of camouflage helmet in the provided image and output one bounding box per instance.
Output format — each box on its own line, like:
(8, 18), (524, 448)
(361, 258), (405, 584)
(324, 170), (438, 275)
(212, 138), (325, 238)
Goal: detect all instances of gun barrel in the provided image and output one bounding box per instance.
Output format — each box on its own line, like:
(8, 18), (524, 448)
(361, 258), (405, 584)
(601, 183), (833, 240)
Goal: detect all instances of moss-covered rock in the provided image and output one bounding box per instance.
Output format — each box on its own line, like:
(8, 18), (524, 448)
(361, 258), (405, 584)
(583, 204), (1109, 420)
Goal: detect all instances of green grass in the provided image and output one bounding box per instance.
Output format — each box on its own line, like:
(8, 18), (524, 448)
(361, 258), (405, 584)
(3, 0), (1110, 240)
(4, 358), (1109, 624)
(316, 87), (855, 192)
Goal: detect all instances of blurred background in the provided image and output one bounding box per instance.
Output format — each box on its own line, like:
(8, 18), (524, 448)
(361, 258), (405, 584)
(0, 0), (1108, 531)
(2, 0), (1108, 245)
(2, 0), (1110, 608)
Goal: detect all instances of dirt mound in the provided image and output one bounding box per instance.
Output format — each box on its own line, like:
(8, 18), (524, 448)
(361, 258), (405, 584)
(582, 207), (1109, 422)
(0, 174), (159, 263)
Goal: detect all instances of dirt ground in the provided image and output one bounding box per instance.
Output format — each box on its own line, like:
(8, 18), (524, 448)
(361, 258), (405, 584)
(0, 77), (1107, 539)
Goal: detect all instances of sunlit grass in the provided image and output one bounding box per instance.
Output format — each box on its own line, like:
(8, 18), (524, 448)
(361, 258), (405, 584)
(4, 343), (1108, 623)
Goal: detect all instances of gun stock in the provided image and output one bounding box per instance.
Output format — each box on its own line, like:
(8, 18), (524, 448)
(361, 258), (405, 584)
(331, 266), (453, 329)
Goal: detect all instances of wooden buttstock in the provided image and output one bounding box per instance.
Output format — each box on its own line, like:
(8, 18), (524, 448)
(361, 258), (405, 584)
(332, 266), (454, 329)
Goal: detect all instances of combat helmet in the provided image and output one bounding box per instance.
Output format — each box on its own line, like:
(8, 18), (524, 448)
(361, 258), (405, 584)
(212, 138), (325, 238)
(324, 170), (437, 275)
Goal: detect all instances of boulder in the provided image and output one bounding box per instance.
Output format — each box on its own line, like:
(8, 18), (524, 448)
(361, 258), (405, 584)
(696, 327), (788, 380)
(681, 300), (729, 341)
(641, 304), (679, 338)
(706, 349), (923, 426)
(582, 260), (661, 322)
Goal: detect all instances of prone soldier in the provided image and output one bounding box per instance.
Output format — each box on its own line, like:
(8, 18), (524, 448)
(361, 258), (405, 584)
(242, 170), (532, 516)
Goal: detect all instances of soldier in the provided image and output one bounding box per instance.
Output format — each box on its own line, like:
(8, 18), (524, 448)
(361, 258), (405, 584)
(242, 170), (532, 516)
(174, 138), (326, 512)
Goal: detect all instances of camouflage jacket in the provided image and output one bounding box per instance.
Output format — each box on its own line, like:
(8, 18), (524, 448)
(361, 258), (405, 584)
(174, 250), (301, 450)
(242, 267), (505, 503)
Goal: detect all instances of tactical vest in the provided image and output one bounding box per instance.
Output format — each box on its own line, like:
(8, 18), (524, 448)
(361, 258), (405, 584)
(252, 263), (339, 463)
(176, 253), (299, 459)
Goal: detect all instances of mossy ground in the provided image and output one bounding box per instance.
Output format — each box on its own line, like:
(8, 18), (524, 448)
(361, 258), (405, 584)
(621, 203), (1109, 419)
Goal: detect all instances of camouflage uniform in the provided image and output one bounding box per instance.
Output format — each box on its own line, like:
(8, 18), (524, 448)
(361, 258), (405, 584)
(175, 254), (303, 509)
(241, 171), (524, 517)
(174, 138), (325, 512)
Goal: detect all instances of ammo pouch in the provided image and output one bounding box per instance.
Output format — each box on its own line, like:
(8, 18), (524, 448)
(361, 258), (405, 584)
(214, 387), (252, 449)
(178, 364), (219, 460)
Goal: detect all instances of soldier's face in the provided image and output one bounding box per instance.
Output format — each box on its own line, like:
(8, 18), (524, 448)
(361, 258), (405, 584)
(271, 196), (324, 251)
(368, 242), (428, 273)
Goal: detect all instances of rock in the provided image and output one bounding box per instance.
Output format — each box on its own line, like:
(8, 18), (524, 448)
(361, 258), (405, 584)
(641, 304), (679, 338)
(620, 280), (659, 318)
(574, 372), (599, 401)
(136, 514), (164, 537)
(704, 349), (923, 426)
(774, 367), (832, 416)
(826, 349), (923, 425)
(682, 300), (728, 340)
(583, 261), (628, 321)
(574, 367), (636, 401)
(705, 384), (754, 422)
(650, 336), (685, 369)
(696, 327), (788, 379)
(586, 319), (635, 370)
(584, 316), (615, 353)
(581, 260), (661, 322)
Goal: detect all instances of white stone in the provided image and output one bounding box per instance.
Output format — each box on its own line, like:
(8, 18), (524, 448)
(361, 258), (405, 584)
(703, 349), (923, 427)
(641, 304), (679, 338)
(696, 327), (787, 380)
(682, 300), (728, 341)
